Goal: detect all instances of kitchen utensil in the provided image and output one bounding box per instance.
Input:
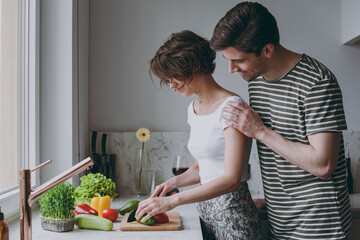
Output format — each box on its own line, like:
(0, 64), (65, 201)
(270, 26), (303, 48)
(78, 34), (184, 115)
(108, 154), (116, 183)
(165, 188), (179, 197)
(90, 131), (101, 173)
(100, 133), (109, 177)
(127, 210), (137, 223)
(99, 133), (117, 182)
(126, 189), (178, 223)
(120, 212), (182, 231)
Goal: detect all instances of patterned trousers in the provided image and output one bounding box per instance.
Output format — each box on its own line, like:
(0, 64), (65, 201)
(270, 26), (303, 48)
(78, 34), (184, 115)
(197, 182), (262, 240)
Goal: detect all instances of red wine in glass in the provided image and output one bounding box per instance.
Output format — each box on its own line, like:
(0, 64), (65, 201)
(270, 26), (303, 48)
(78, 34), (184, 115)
(172, 167), (189, 176)
(172, 155), (189, 176)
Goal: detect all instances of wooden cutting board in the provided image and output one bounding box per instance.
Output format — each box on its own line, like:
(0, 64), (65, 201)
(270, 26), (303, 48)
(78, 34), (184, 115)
(119, 212), (182, 231)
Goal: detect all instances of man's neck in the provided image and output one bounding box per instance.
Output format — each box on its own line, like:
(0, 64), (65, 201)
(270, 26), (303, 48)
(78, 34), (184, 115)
(262, 45), (302, 82)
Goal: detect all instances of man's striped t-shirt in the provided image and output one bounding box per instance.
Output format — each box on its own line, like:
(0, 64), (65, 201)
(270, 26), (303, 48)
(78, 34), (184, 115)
(248, 54), (352, 239)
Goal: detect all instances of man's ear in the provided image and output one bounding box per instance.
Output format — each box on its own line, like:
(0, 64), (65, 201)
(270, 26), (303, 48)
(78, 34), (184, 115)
(262, 44), (275, 58)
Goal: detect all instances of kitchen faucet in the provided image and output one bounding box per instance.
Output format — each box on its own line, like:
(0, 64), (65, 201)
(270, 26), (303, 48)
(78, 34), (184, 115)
(19, 157), (94, 240)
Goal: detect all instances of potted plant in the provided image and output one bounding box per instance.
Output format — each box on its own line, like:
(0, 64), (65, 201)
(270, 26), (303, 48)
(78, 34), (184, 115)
(38, 182), (76, 232)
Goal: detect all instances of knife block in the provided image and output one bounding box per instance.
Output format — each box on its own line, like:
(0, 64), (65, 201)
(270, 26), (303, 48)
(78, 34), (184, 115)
(99, 154), (116, 183)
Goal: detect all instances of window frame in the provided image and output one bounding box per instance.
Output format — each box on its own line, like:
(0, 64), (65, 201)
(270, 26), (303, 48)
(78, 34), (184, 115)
(0, 0), (39, 222)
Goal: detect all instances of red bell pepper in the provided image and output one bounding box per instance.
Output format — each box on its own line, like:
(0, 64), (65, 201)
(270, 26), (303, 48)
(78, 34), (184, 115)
(74, 203), (98, 216)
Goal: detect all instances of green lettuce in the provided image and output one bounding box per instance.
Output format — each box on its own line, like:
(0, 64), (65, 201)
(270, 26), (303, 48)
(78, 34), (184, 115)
(74, 173), (117, 205)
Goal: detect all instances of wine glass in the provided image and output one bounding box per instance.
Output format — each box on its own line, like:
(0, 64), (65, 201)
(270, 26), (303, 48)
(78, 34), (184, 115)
(172, 155), (189, 176)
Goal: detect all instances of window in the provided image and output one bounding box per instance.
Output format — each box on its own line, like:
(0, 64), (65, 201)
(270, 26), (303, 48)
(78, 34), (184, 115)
(0, 0), (39, 221)
(0, 0), (20, 194)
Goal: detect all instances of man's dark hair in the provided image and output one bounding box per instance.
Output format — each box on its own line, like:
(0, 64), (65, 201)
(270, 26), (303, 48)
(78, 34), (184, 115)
(149, 30), (216, 88)
(210, 2), (279, 56)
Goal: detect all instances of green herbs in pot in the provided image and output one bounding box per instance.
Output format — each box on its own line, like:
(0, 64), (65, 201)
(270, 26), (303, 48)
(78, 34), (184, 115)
(38, 182), (76, 219)
(74, 173), (117, 206)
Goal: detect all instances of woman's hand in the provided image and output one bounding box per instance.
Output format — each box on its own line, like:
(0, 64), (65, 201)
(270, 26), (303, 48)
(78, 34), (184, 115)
(151, 178), (177, 198)
(135, 195), (177, 223)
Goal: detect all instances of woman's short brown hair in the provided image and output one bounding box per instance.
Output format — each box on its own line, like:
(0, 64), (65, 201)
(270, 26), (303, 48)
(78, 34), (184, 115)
(149, 30), (216, 88)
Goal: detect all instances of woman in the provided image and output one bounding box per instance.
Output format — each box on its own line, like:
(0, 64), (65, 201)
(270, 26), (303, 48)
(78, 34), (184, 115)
(135, 30), (261, 240)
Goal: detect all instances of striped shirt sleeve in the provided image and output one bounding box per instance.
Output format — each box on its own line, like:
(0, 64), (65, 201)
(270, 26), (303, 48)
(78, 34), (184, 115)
(304, 77), (347, 135)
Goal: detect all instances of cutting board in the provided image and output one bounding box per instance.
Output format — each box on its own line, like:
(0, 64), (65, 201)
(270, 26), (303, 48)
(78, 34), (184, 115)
(119, 212), (183, 231)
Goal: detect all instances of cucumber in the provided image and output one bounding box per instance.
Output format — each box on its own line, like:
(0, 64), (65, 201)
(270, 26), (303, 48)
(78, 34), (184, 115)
(137, 213), (155, 226)
(75, 214), (113, 231)
(118, 200), (140, 215)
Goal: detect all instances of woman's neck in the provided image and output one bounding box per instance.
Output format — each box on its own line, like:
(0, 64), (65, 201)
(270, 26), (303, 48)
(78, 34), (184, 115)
(194, 74), (227, 105)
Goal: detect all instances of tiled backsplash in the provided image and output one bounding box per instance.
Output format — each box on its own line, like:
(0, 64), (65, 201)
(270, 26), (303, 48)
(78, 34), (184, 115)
(95, 131), (360, 197)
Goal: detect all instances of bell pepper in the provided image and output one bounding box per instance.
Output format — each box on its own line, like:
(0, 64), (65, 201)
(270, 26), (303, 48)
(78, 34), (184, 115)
(74, 203), (98, 216)
(153, 212), (169, 223)
(91, 195), (111, 217)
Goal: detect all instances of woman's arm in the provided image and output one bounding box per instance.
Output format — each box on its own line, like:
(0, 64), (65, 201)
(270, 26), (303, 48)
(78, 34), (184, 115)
(136, 127), (250, 222)
(151, 160), (201, 198)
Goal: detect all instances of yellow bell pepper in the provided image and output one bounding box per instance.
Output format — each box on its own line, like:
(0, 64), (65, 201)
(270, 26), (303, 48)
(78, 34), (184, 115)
(91, 195), (111, 217)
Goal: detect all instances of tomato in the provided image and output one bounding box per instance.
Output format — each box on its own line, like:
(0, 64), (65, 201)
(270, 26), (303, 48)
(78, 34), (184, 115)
(102, 208), (119, 222)
(153, 212), (169, 223)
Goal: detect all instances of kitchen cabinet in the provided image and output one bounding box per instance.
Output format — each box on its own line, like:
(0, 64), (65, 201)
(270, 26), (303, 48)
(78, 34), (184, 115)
(341, 0), (360, 44)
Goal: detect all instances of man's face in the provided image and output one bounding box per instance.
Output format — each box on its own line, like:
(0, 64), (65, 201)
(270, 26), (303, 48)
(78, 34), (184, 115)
(222, 47), (267, 82)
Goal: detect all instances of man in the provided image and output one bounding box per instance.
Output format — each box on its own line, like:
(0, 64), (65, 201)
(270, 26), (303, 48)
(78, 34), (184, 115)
(210, 2), (352, 239)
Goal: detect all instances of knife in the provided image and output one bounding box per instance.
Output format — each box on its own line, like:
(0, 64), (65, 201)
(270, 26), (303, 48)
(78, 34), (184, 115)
(100, 133), (108, 177)
(165, 188), (179, 196)
(127, 188), (180, 223)
(90, 131), (101, 173)
(127, 210), (137, 223)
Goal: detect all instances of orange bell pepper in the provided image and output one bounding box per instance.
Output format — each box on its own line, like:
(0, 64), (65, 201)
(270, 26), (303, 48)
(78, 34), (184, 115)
(90, 195), (111, 217)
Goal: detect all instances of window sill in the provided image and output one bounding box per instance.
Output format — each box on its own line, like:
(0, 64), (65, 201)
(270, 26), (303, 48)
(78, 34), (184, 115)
(0, 188), (20, 224)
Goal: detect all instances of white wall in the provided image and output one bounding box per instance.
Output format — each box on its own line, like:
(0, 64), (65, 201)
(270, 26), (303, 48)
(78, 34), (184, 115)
(78, 0), (90, 178)
(89, 0), (360, 132)
(40, 0), (89, 183)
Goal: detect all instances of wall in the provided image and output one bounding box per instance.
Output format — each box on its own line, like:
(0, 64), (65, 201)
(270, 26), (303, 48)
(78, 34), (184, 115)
(40, 0), (89, 184)
(95, 130), (360, 196)
(95, 131), (264, 196)
(89, 0), (360, 132)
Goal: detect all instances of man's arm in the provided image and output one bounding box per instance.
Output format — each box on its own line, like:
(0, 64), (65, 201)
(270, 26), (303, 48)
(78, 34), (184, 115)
(223, 101), (341, 179)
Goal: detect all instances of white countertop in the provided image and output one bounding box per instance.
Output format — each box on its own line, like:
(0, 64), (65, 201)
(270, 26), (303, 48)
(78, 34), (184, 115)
(8, 193), (360, 239)
(9, 193), (203, 240)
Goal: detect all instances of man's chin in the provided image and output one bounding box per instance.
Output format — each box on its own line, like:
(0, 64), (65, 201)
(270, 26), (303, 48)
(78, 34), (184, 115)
(242, 76), (253, 82)
(242, 74), (259, 82)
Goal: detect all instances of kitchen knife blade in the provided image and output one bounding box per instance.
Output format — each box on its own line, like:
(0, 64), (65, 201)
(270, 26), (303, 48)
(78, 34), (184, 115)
(100, 133), (109, 177)
(90, 131), (101, 173)
(127, 210), (137, 223)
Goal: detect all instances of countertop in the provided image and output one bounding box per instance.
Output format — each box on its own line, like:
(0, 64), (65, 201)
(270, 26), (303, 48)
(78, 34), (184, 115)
(9, 193), (203, 240)
(8, 193), (360, 239)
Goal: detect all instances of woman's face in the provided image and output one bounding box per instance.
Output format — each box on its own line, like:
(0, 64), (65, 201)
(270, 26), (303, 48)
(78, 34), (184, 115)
(168, 78), (193, 98)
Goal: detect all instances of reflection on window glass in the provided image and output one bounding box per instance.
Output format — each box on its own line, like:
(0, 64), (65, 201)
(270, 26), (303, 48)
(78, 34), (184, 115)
(0, 0), (19, 193)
